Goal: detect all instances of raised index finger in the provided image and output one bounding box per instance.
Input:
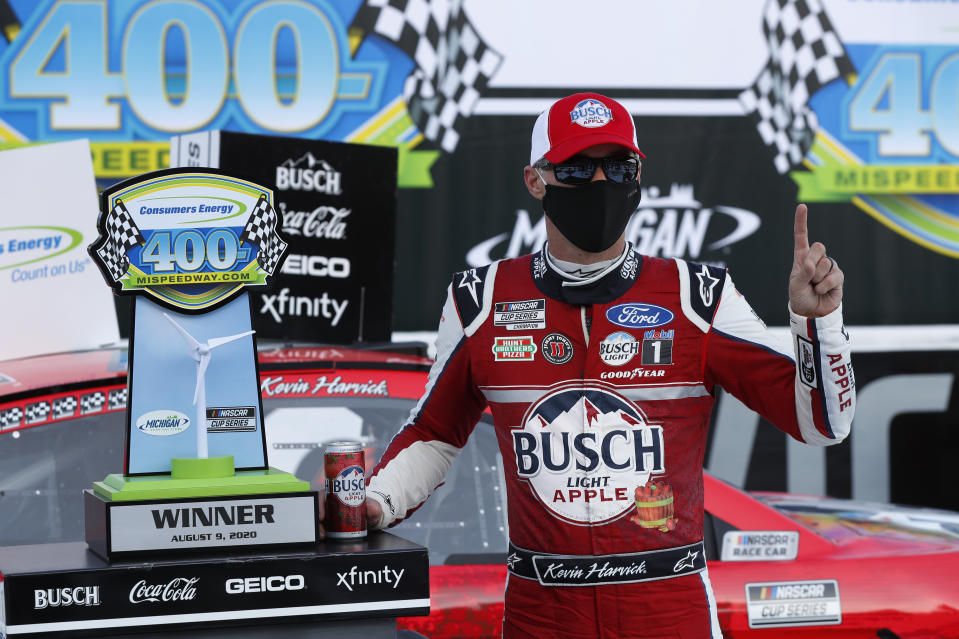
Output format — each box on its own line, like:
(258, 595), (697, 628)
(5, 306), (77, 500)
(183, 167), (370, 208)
(794, 203), (809, 253)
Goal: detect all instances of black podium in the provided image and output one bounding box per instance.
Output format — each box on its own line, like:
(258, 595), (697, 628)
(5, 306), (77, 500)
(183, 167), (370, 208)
(0, 533), (429, 638)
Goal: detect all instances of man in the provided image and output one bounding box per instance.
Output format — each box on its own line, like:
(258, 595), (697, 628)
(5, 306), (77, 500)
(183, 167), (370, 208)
(354, 93), (854, 638)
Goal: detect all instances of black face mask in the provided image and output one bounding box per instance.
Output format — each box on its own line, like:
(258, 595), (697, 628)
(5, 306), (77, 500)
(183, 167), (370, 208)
(542, 180), (641, 253)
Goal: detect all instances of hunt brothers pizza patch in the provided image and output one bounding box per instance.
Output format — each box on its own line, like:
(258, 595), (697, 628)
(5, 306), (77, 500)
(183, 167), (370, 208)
(492, 336), (537, 362)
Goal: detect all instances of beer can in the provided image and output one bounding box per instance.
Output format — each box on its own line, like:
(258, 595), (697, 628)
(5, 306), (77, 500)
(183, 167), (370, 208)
(324, 441), (367, 539)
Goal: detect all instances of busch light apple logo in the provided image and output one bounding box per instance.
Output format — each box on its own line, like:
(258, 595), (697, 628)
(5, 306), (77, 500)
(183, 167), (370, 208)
(513, 385), (665, 524)
(329, 465), (365, 506)
(606, 303), (674, 329)
(570, 99), (613, 128)
(136, 410), (191, 436)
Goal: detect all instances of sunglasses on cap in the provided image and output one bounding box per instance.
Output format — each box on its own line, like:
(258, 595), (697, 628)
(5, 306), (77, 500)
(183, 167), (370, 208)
(536, 155), (641, 186)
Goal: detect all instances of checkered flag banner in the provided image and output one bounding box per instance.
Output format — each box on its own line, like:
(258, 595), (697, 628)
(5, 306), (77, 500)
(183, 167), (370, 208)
(240, 195), (287, 275)
(351, 0), (503, 152)
(739, 0), (855, 174)
(95, 199), (144, 282)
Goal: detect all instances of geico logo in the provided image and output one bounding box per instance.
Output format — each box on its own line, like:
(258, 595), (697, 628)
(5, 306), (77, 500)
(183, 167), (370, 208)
(225, 575), (305, 594)
(513, 428), (664, 477)
(281, 254), (350, 278)
(34, 587), (100, 609)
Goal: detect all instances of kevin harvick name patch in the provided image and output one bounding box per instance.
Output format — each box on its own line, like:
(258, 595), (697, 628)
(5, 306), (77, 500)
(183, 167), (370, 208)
(494, 299), (546, 331)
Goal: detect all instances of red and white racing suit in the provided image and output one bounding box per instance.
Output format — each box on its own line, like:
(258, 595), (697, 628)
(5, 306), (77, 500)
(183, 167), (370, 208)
(367, 244), (854, 639)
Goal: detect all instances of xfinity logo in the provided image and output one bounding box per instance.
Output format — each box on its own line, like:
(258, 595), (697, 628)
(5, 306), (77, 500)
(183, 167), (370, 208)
(225, 575), (305, 594)
(335, 565), (405, 592)
(275, 152), (342, 194)
(465, 184), (760, 267)
(129, 577), (199, 604)
(260, 288), (349, 326)
(34, 586), (100, 609)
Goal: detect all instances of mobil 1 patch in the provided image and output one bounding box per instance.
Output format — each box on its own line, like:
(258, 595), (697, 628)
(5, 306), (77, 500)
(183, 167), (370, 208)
(494, 299), (546, 331)
(721, 530), (798, 561)
(206, 406), (257, 432)
(745, 579), (841, 629)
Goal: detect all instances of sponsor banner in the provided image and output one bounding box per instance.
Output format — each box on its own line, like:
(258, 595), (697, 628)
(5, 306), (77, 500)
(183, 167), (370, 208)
(107, 494), (317, 554)
(721, 531), (799, 562)
(0, 538), (429, 632)
(171, 131), (396, 344)
(745, 580), (841, 629)
(0, 384), (125, 433)
(0, 141), (120, 360)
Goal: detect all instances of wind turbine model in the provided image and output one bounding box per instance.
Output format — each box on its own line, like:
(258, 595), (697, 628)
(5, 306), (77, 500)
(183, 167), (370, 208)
(163, 313), (255, 459)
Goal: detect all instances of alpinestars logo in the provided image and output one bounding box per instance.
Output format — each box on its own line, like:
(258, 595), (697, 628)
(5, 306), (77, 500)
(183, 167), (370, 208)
(466, 184), (761, 268)
(514, 385), (665, 524)
(275, 152), (342, 194)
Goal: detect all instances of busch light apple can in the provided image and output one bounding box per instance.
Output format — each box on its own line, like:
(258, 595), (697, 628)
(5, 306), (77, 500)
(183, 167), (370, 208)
(325, 441), (367, 539)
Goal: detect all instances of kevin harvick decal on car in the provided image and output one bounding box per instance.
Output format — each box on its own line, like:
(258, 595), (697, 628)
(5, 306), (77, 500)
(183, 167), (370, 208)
(513, 385), (667, 525)
(599, 332), (640, 367)
(260, 375), (388, 398)
(721, 531), (799, 561)
(641, 329), (674, 365)
(541, 333), (573, 365)
(745, 580), (841, 629)
(492, 336), (537, 362)
(494, 299), (546, 331)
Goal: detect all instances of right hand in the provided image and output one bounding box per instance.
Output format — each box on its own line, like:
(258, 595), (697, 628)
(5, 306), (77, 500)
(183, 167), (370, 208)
(317, 493), (384, 539)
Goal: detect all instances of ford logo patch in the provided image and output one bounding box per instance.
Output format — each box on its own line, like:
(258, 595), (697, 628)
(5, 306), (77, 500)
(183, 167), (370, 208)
(606, 304), (674, 329)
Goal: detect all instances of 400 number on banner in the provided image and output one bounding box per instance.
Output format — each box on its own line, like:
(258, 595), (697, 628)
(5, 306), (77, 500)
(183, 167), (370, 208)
(89, 169), (288, 313)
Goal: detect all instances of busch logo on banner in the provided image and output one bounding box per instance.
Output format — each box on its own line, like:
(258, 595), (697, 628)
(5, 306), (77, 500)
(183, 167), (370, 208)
(513, 386), (665, 524)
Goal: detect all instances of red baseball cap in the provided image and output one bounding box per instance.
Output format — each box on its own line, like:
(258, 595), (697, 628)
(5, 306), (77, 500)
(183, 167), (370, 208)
(529, 92), (645, 165)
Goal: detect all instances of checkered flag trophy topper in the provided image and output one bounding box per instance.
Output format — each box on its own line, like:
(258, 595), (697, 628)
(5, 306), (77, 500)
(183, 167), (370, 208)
(350, 0), (503, 151)
(240, 195), (287, 275)
(92, 199), (144, 282)
(739, 0), (855, 174)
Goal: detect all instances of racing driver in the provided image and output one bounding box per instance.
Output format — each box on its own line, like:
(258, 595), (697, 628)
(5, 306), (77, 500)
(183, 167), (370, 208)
(361, 92), (855, 638)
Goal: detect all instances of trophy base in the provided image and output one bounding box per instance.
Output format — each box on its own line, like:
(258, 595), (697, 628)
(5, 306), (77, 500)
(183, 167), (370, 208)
(93, 465), (310, 502)
(86, 461), (318, 561)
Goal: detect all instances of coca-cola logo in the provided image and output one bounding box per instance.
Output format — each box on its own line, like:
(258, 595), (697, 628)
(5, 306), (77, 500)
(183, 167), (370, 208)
(129, 577), (199, 604)
(277, 201), (350, 240)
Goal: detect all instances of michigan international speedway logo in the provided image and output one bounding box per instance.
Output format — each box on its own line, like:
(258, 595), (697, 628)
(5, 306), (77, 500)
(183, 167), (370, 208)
(739, 0), (959, 259)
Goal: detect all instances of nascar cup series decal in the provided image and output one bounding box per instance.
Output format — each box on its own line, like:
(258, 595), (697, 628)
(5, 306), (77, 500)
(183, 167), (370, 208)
(514, 385), (676, 529)
(89, 169), (287, 312)
(721, 531), (799, 562)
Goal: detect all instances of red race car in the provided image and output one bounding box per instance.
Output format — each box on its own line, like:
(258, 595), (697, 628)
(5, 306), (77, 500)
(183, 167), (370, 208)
(1, 345), (958, 638)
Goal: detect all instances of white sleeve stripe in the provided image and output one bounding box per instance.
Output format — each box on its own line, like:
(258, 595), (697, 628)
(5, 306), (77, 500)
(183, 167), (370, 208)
(808, 320), (836, 439)
(465, 261), (498, 337)
(367, 439), (461, 527)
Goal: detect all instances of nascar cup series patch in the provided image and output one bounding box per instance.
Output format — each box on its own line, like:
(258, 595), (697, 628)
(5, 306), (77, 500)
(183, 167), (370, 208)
(513, 385), (666, 524)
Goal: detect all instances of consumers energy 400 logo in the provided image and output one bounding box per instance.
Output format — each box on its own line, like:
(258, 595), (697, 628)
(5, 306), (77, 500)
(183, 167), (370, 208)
(740, 0), (959, 258)
(795, 44), (959, 257)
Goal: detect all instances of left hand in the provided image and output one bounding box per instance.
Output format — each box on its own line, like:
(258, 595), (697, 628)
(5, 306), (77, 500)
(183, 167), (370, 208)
(789, 204), (843, 317)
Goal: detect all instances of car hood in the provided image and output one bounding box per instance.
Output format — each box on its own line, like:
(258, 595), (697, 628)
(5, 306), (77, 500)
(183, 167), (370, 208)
(754, 492), (959, 549)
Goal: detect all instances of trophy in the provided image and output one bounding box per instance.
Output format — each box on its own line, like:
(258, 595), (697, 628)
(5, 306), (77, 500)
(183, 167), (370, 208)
(85, 168), (316, 560)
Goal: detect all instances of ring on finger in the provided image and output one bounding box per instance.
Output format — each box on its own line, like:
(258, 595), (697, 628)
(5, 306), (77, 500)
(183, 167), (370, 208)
(826, 257), (835, 273)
